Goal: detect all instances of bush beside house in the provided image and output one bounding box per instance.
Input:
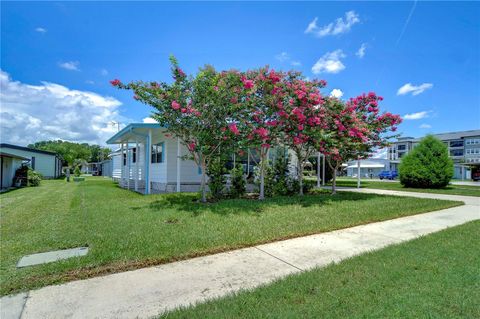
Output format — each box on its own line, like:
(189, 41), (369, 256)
(399, 135), (454, 188)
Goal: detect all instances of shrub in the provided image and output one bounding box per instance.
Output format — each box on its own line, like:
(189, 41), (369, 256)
(74, 166), (81, 177)
(229, 163), (246, 198)
(301, 179), (316, 194)
(272, 150), (291, 196)
(207, 156), (227, 200)
(27, 168), (42, 187)
(399, 135), (454, 188)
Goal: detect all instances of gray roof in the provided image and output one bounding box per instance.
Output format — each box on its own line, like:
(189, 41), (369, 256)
(395, 129), (480, 142)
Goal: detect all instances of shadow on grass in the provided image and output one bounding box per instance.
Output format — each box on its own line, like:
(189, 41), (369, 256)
(140, 191), (381, 217)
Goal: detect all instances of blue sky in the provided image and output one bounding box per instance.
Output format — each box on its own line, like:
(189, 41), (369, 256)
(1, 1), (479, 146)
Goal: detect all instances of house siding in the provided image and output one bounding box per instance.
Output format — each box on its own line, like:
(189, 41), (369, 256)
(0, 146), (59, 178)
(166, 139), (202, 184)
(1, 157), (23, 188)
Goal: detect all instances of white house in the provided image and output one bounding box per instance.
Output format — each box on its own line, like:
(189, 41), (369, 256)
(0, 143), (62, 188)
(106, 123), (204, 194)
(346, 159), (392, 178)
(106, 123), (306, 194)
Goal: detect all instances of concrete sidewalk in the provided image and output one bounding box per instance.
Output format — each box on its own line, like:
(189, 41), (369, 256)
(330, 186), (480, 206)
(2, 191), (479, 319)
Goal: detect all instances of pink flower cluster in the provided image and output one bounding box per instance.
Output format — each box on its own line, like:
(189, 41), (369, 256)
(110, 79), (122, 86)
(228, 123), (240, 135)
(254, 127), (269, 140)
(170, 100), (201, 116)
(242, 78), (254, 89)
(187, 142), (196, 152)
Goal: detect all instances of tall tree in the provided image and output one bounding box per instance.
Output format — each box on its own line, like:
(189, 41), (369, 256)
(112, 56), (240, 202)
(232, 67), (286, 200)
(323, 93), (402, 194)
(279, 74), (328, 195)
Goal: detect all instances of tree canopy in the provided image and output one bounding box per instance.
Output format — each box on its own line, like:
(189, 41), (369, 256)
(28, 140), (111, 166)
(112, 56), (401, 199)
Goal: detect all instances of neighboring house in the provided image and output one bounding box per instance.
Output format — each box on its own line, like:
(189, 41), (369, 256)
(106, 123), (300, 194)
(346, 159), (392, 178)
(0, 144), (62, 180)
(100, 159), (113, 177)
(388, 129), (480, 180)
(0, 151), (29, 189)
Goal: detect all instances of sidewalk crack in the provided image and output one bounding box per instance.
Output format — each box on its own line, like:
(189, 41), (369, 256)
(254, 247), (304, 272)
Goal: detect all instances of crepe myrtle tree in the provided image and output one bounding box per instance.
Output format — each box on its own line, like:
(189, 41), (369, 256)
(231, 67), (287, 200)
(279, 74), (328, 195)
(323, 93), (402, 194)
(111, 56), (240, 203)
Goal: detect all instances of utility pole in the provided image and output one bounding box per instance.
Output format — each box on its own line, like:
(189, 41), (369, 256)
(110, 121), (121, 132)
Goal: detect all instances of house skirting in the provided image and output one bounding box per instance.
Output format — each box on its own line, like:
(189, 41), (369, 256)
(115, 178), (202, 193)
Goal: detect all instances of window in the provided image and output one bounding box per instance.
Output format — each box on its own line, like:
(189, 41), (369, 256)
(132, 148), (136, 163)
(450, 140), (464, 148)
(466, 139), (480, 145)
(450, 149), (463, 157)
(151, 143), (164, 163)
(397, 144), (406, 151)
(31, 156), (35, 170)
(123, 153), (126, 166)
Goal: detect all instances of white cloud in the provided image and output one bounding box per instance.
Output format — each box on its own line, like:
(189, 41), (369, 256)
(372, 147), (388, 159)
(100, 68), (108, 76)
(397, 83), (433, 96)
(291, 61), (302, 67)
(275, 52), (290, 62)
(403, 111), (431, 120)
(85, 80), (95, 85)
(35, 27), (47, 33)
(330, 89), (344, 98)
(58, 61), (80, 71)
(142, 117), (157, 123)
(419, 123), (432, 129)
(312, 50), (346, 74)
(305, 11), (360, 38)
(305, 17), (318, 34)
(0, 70), (124, 145)
(356, 43), (367, 58)
(275, 52), (302, 67)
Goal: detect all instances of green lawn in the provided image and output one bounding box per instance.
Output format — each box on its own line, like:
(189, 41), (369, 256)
(161, 221), (480, 319)
(328, 178), (480, 197)
(0, 177), (462, 296)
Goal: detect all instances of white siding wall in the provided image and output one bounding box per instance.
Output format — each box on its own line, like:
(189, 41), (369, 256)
(150, 140), (167, 184)
(112, 153), (122, 180)
(0, 147), (58, 178)
(1, 157), (23, 188)
(164, 139), (202, 184)
(125, 145), (146, 186)
(110, 133), (206, 193)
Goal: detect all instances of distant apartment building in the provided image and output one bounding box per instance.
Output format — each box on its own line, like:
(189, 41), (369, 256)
(388, 129), (480, 180)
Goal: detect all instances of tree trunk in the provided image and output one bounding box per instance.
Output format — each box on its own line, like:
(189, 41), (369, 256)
(297, 154), (304, 196)
(259, 150), (266, 200)
(200, 158), (207, 203)
(331, 166), (338, 195)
